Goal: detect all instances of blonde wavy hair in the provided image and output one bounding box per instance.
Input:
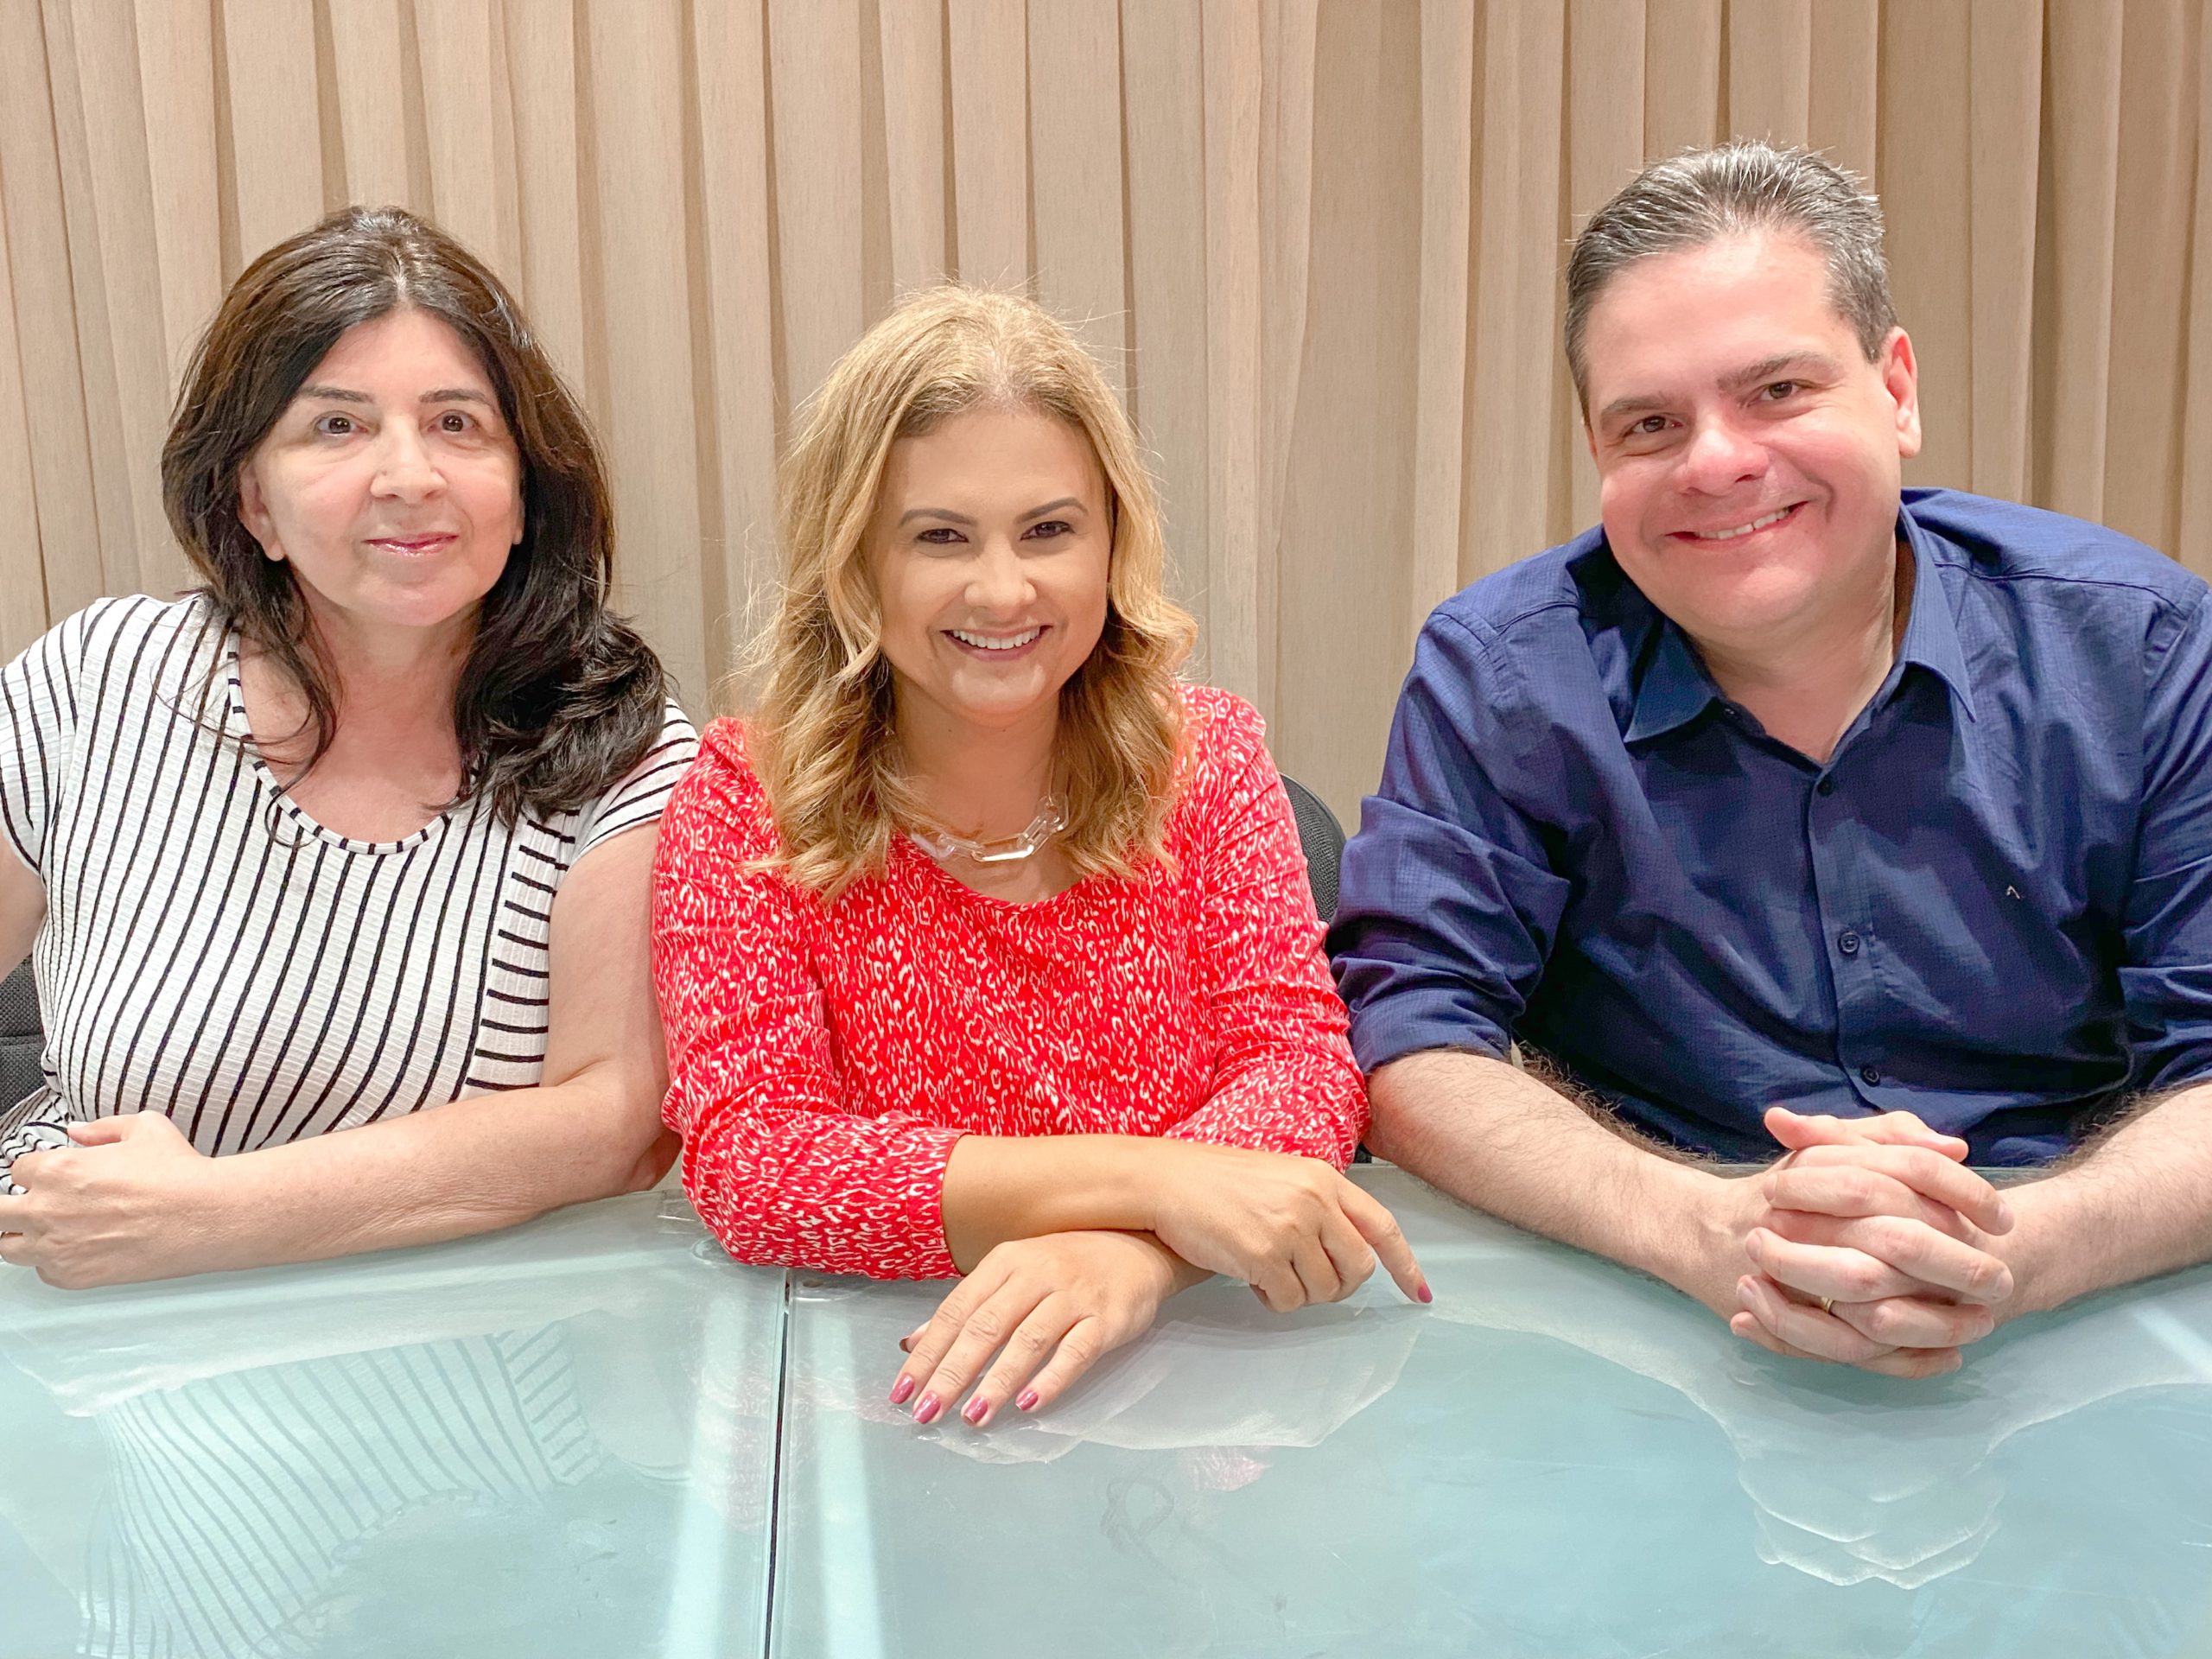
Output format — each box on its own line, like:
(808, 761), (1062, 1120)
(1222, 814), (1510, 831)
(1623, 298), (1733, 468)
(745, 285), (1198, 899)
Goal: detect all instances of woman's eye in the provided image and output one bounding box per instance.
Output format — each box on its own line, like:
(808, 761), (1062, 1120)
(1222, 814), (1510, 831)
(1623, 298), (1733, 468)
(436, 411), (474, 433)
(1024, 518), (1071, 540)
(916, 526), (965, 545)
(313, 413), (356, 437)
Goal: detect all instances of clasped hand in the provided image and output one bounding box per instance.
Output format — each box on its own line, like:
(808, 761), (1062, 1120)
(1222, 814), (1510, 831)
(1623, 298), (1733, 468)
(0, 1113), (221, 1289)
(1726, 1107), (2018, 1378)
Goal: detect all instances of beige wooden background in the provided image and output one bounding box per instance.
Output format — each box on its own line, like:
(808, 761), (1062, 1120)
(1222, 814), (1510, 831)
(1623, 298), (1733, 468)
(3, 0), (2209, 818)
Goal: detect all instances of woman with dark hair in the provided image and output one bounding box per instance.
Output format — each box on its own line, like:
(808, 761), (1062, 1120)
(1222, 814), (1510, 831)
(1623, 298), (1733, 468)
(0, 207), (695, 1287)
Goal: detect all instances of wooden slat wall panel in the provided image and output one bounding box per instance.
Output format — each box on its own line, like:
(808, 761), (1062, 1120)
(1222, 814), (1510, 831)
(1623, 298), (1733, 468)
(4, 0), (2211, 818)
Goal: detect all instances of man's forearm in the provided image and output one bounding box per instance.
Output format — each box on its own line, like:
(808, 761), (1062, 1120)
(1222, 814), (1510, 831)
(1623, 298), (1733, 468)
(2004, 1080), (2212, 1313)
(1366, 1049), (1749, 1310)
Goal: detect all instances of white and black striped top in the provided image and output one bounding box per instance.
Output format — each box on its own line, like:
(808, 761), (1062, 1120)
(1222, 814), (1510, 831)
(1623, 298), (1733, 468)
(0, 595), (696, 1188)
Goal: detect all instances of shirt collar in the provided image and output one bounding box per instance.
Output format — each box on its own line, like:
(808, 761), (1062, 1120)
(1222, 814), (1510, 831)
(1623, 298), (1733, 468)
(1889, 503), (1978, 721)
(1622, 504), (1976, 746)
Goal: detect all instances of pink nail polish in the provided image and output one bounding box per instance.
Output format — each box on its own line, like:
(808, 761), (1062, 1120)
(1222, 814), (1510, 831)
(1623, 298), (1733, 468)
(1016, 1388), (1039, 1412)
(962, 1396), (988, 1426)
(888, 1376), (916, 1407)
(1416, 1282), (1433, 1305)
(912, 1393), (941, 1426)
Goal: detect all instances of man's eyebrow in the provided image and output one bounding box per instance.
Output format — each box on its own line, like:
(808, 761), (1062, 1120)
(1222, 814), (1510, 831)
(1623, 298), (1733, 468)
(1719, 352), (1836, 392)
(1595, 391), (1670, 429)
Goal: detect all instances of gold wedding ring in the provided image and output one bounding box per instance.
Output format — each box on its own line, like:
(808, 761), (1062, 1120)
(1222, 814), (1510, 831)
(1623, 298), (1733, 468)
(1818, 1295), (1835, 1315)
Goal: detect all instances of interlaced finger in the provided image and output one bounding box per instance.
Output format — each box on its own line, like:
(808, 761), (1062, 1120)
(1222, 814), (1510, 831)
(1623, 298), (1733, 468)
(1774, 1145), (2013, 1235)
(1762, 1211), (2014, 1304)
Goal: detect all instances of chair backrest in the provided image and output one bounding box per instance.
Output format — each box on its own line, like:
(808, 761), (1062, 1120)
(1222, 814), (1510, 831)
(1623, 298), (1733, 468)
(0, 961), (41, 1110)
(1280, 775), (1346, 925)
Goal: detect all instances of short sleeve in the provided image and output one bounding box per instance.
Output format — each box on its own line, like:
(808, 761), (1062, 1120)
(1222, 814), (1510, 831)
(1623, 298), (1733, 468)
(0, 603), (108, 878)
(571, 702), (700, 860)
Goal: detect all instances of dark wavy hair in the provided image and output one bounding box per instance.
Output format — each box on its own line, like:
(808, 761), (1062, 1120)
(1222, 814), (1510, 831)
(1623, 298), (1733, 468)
(160, 206), (668, 823)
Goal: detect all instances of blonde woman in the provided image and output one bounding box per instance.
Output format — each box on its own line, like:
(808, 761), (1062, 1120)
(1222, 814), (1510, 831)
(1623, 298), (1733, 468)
(652, 287), (1427, 1428)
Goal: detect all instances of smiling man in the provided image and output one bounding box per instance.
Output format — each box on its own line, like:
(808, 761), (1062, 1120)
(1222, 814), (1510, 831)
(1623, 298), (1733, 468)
(1332, 142), (2212, 1376)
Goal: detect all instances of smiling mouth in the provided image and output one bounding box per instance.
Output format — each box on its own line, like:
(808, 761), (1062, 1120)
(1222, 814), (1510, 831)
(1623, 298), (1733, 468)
(366, 534), (458, 556)
(946, 626), (1045, 654)
(1676, 504), (1800, 543)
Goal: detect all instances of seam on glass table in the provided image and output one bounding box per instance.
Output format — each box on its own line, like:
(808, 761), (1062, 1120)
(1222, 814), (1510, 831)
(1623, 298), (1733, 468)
(760, 1268), (798, 1659)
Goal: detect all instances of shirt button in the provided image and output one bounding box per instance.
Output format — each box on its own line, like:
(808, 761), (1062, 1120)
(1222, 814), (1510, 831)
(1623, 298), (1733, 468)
(1816, 779), (1836, 797)
(1859, 1064), (1882, 1086)
(1839, 930), (1860, 955)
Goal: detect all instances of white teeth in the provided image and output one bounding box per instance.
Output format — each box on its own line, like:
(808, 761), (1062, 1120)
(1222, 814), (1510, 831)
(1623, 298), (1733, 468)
(1694, 507), (1792, 541)
(950, 627), (1041, 652)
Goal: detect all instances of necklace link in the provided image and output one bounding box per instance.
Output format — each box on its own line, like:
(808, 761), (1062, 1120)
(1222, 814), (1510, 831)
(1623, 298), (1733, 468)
(907, 798), (1068, 864)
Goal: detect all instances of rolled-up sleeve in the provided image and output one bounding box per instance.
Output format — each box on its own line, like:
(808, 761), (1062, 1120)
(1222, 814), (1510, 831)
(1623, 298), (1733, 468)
(2119, 588), (2212, 1092)
(1328, 612), (1573, 1075)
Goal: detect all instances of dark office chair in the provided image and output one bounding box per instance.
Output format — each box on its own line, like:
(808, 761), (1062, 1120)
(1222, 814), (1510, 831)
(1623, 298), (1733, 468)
(1281, 775), (1345, 925)
(0, 961), (41, 1110)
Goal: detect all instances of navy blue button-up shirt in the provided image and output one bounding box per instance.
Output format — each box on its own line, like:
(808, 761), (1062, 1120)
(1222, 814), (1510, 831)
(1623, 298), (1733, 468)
(1331, 489), (2212, 1165)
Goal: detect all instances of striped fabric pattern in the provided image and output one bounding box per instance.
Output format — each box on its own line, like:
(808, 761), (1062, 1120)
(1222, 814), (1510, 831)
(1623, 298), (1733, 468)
(0, 595), (696, 1190)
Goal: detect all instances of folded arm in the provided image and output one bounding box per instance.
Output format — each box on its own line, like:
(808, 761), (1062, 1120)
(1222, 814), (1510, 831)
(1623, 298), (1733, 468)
(0, 826), (676, 1287)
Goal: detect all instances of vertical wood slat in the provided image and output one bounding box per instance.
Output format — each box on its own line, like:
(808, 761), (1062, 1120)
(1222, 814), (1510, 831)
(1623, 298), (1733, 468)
(1808, 0), (1879, 181)
(0, 0), (103, 620)
(1412, 0), (1475, 634)
(877, 0), (950, 298)
(1879, 0), (1972, 491)
(582, 0), (705, 705)
(416, 0), (520, 276)
(45, 0), (174, 596)
(1562, 0), (1644, 535)
(1643, 0), (1722, 156)
(691, 0), (781, 685)
(2101, 0), (2198, 555)
(766, 0), (867, 421)
(1724, 0), (1810, 145)
(1200, 0), (1262, 704)
(1966, 0), (2041, 505)
(38, 0), (132, 594)
(2179, 0), (2212, 574)
(0, 169), (48, 657)
(325, 0), (412, 209)
(2037, 0), (2125, 522)
(1027, 0), (1128, 396)
(1119, 0), (1211, 662)
(1461, 0), (1564, 583)
(501, 0), (588, 393)
(132, 0), (224, 391)
(221, 0), (326, 263)
(946, 0), (1029, 286)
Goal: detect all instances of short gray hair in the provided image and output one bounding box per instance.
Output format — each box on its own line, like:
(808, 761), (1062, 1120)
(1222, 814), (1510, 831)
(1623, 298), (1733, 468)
(1564, 141), (1897, 410)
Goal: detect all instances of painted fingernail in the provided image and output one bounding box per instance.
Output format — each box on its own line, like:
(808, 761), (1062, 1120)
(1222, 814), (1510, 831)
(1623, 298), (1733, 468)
(1016, 1388), (1039, 1413)
(898, 1337), (913, 1353)
(912, 1393), (941, 1426)
(888, 1375), (916, 1407)
(1415, 1281), (1433, 1305)
(962, 1396), (989, 1426)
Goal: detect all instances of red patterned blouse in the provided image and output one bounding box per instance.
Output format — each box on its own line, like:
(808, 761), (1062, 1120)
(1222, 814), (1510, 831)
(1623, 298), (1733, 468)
(651, 685), (1368, 1280)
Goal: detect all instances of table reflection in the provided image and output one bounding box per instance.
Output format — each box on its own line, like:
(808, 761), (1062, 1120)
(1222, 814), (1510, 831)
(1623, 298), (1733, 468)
(0, 1193), (781, 1659)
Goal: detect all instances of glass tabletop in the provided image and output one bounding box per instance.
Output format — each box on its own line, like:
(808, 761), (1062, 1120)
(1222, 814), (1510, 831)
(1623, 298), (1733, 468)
(771, 1166), (2212, 1658)
(0, 1190), (786, 1659)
